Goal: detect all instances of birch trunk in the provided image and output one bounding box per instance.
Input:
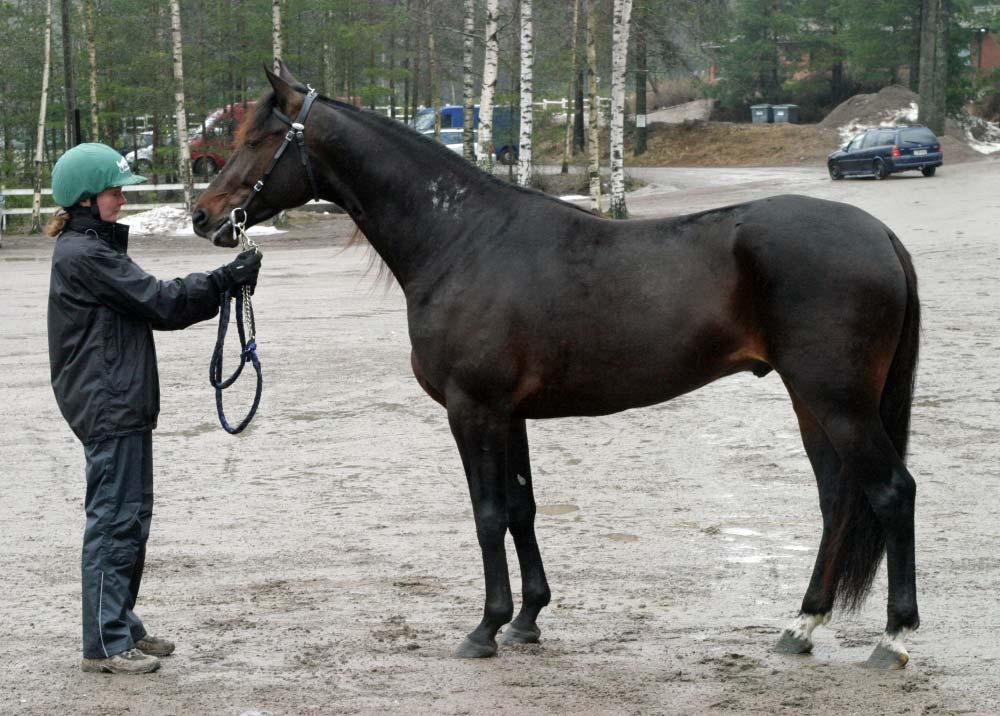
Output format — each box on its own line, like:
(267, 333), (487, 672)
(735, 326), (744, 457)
(586, 0), (600, 214)
(32, 0), (54, 233)
(428, 4), (440, 139)
(272, 0), (282, 73)
(562, 0), (580, 174)
(517, 0), (534, 186)
(169, 0), (192, 211)
(85, 0), (99, 139)
(478, 0), (499, 172)
(462, 0), (475, 161)
(60, 0), (78, 148)
(323, 9), (334, 96)
(608, 0), (633, 219)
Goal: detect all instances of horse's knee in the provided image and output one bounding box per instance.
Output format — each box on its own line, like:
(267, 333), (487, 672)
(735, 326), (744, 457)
(473, 508), (508, 546)
(864, 467), (916, 526)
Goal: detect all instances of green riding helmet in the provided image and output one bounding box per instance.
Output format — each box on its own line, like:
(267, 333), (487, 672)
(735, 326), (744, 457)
(51, 143), (147, 208)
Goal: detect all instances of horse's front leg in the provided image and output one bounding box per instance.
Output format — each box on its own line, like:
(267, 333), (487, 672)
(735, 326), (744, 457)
(447, 393), (514, 658)
(500, 419), (551, 645)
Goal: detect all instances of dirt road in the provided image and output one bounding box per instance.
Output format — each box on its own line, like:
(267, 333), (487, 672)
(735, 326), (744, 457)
(1, 160), (998, 715)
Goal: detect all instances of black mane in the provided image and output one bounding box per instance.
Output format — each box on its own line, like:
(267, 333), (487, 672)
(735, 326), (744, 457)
(247, 89), (593, 216)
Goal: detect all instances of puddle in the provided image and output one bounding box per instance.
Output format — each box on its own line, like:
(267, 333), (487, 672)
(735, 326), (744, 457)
(605, 533), (640, 542)
(537, 504), (579, 516)
(721, 527), (761, 537)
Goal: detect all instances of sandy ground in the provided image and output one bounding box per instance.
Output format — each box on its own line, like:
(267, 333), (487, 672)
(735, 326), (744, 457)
(1, 160), (998, 715)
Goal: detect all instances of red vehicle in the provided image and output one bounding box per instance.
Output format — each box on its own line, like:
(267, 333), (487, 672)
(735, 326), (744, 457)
(190, 101), (256, 177)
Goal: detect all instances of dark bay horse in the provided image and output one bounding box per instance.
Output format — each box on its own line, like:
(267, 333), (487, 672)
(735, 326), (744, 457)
(193, 64), (921, 669)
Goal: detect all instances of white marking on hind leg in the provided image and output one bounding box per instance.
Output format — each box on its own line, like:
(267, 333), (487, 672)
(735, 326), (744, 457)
(875, 628), (912, 656)
(784, 612), (831, 641)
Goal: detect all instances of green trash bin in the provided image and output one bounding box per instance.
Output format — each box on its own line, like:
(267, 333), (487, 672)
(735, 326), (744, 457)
(750, 104), (773, 123)
(772, 104), (800, 123)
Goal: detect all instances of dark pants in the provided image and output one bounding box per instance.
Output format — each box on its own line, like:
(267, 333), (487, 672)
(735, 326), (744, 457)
(81, 431), (153, 658)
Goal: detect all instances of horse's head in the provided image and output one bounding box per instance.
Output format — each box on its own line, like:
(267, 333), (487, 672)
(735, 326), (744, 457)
(192, 62), (318, 246)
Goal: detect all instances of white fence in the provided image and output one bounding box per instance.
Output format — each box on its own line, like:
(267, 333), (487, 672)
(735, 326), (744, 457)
(1, 182), (335, 216)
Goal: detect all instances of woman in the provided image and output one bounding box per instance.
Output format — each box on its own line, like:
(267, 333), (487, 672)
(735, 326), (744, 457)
(46, 143), (261, 674)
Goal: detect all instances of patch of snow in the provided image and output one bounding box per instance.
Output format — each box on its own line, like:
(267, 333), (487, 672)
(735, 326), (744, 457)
(836, 102), (921, 146)
(960, 116), (1000, 154)
(120, 206), (286, 236)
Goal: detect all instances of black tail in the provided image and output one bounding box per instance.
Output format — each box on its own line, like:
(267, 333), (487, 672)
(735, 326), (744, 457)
(879, 230), (920, 463)
(825, 230), (920, 610)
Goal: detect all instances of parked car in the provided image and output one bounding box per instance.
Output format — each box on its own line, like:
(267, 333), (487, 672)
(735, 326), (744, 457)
(121, 131), (174, 173)
(411, 105), (520, 164)
(189, 102), (256, 177)
(827, 125), (942, 180)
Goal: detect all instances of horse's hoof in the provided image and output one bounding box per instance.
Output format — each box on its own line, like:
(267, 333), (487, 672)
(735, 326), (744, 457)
(455, 637), (498, 658)
(774, 629), (813, 654)
(865, 642), (909, 670)
(499, 625), (541, 645)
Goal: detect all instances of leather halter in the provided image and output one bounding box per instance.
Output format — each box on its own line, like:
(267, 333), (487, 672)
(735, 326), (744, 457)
(232, 87), (320, 225)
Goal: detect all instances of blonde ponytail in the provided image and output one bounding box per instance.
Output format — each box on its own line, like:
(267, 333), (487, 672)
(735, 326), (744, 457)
(45, 209), (70, 237)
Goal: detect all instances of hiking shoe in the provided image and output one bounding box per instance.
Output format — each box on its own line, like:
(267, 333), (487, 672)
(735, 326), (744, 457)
(136, 635), (175, 657)
(81, 648), (160, 674)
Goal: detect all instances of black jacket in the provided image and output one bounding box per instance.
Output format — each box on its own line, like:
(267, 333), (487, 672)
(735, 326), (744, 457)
(48, 210), (221, 444)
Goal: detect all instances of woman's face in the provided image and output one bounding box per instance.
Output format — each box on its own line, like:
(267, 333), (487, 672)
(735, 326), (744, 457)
(83, 186), (127, 222)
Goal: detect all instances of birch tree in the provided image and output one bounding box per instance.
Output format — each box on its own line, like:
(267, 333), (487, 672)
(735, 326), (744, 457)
(60, 0), (78, 147)
(169, 0), (193, 211)
(272, 0), (282, 73)
(586, 0), (600, 214)
(323, 8), (335, 96)
(85, 0), (98, 138)
(427, 4), (440, 139)
(462, 0), (475, 161)
(478, 0), (499, 172)
(562, 0), (580, 174)
(609, 0), (633, 219)
(32, 0), (54, 233)
(517, 0), (534, 186)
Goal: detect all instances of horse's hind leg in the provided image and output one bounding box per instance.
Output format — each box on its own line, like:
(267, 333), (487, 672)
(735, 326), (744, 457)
(782, 378), (919, 668)
(776, 394), (840, 654)
(499, 419), (551, 645)
(828, 412), (918, 668)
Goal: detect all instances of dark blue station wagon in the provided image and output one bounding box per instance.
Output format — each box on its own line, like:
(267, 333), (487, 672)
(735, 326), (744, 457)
(827, 125), (943, 180)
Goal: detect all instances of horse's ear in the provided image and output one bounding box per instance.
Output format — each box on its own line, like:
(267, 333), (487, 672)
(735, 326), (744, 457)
(276, 59), (300, 86)
(264, 64), (303, 117)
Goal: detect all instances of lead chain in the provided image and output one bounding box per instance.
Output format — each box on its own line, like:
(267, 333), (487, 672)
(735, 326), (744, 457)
(230, 210), (259, 343)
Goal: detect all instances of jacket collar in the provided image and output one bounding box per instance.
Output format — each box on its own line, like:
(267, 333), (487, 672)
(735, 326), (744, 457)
(66, 205), (130, 252)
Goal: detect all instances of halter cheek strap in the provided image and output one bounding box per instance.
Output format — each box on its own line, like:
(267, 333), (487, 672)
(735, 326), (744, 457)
(240, 87), (320, 214)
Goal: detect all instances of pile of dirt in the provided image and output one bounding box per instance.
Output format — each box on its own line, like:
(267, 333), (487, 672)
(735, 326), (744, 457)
(818, 85), (920, 143)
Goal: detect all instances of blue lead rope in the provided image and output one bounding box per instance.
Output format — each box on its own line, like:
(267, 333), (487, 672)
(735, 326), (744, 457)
(209, 287), (263, 434)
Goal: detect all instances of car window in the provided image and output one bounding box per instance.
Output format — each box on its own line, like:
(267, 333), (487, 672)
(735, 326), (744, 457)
(876, 130), (896, 146)
(899, 128), (937, 145)
(859, 132), (878, 149)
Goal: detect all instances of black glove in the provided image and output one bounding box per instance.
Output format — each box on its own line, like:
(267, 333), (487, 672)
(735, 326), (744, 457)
(212, 249), (262, 294)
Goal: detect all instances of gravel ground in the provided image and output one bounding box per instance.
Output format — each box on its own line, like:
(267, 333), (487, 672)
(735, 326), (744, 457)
(1, 159), (997, 715)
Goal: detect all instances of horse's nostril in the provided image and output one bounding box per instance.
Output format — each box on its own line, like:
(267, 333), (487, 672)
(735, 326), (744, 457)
(191, 208), (207, 227)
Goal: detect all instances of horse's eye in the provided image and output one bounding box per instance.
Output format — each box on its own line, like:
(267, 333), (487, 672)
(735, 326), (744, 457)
(245, 139), (259, 149)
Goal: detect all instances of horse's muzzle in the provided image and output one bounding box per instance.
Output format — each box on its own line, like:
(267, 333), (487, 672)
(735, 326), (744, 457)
(210, 220), (239, 248)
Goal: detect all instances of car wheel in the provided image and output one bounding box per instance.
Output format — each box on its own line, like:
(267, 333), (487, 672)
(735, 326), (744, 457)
(921, 166), (936, 177)
(873, 158), (888, 180)
(135, 159), (153, 176)
(828, 162), (843, 180)
(497, 147), (515, 166)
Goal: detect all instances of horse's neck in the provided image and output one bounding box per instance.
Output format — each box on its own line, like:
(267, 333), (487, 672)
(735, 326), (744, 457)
(316, 113), (503, 287)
